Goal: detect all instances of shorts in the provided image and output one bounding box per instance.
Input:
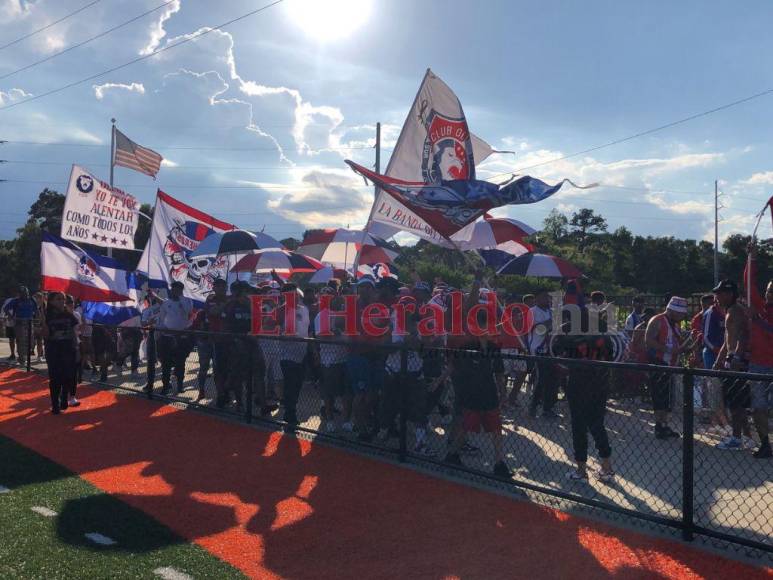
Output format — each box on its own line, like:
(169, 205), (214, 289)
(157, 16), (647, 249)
(346, 354), (383, 393)
(702, 348), (717, 370)
(321, 363), (349, 399)
(462, 409), (501, 433)
(5, 327), (15, 340)
(723, 377), (750, 411)
(649, 370), (672, 412)
(749, 363), (773, 411)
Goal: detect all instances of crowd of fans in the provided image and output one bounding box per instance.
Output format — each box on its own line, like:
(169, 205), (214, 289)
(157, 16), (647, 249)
(2, 250), (771, 479)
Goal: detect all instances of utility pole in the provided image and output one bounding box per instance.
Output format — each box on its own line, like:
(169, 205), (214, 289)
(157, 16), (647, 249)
(375, 121), (381, 174)
(713, 179), (719, 285)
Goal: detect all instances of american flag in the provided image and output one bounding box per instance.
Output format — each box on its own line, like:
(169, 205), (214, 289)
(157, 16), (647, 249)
(113, 128), (163, 178)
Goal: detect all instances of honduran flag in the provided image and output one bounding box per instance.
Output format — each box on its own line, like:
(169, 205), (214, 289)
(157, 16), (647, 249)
(40, 232), (132, 302)
(80, 271), (146, 327)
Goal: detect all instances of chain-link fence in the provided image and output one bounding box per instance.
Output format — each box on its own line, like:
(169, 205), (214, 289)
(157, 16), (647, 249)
(8, 323), (772, 558)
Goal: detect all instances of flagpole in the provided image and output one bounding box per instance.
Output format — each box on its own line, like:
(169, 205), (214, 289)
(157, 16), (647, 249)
(108, 118), (116, 258)
(746, 197), (770, 306)
(351, 121), (381, 276)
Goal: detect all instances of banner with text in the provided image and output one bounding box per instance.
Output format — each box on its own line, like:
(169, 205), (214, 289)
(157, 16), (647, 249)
(62, 165), (139, 250)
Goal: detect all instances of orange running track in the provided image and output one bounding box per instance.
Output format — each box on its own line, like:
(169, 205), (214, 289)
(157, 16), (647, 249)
(0, 367), (769, 579)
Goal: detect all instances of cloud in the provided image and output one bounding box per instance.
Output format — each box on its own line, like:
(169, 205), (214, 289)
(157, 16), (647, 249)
(268, 169), (371, 227)
(0, 87), (32, 105)
(0, 0), (35, 20)
(645, 194), (712, 215)
(741, 171), (773, 186)
(139, 0), (181, 55)
(93, 82), (145, 100)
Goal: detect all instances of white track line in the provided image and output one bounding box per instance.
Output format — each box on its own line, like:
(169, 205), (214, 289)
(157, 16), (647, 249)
(0, 485), (9, 494)
(153, 566), (193, 580)
(84, 532), (116, 546)
(30, 506), (58, 517)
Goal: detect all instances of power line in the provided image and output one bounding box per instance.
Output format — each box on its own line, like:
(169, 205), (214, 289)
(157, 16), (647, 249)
(0, 140), (382, 152)
(484, 87), (773, 180)
(0, 0), (177, 82)
(0, 0), (102, 52)
(0, 0), (285, 112)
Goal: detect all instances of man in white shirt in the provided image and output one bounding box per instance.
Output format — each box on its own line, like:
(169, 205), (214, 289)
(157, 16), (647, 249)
(527, 289), (559, 419)
(157, 281), (193, 394)
(278, 284), (309, 428)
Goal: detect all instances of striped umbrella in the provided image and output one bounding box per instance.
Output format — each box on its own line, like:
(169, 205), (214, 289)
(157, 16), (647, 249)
(230, 249), (323, 274)
(450, 216), (536, 251)
(189, 230), (282, 258)
(497, 253), (583, 279)
(298, 228), (398, 268)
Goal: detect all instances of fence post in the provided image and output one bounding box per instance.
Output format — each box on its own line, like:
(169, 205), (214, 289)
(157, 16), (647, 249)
(399, 347), (408, 463)
(681, 370), (695, 542)
(26, 317), (32, 372)
(245, 338), (254, 424)
(146, 328), (155, 400)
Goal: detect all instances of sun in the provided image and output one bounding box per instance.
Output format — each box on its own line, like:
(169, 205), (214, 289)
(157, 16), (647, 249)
(285, 0), (373, 42)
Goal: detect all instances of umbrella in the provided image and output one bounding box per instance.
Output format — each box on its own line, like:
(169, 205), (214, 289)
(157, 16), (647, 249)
(189, 230), (282, 258)
(477, 240), (532, 269)
(298, 228), (398, 268)
(231, 249), (323, 274)
(308, 266), (350, 284)
(451, 216), (536, 251)
(497, 253), (582, 279)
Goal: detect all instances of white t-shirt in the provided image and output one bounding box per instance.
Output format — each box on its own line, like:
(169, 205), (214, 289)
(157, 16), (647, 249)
(314, 310), (348, 367)
(528, 305), (552, 355)
(385, 309), (423, 374)
(280, 303), (309, 363)
(158, 297), (192, 331)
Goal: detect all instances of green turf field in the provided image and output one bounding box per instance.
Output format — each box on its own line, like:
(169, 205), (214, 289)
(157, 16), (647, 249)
(0, 435), (244, 579)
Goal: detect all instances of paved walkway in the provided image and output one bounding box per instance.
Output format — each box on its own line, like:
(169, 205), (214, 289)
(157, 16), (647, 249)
(0, 365), (769, 579)
(3, 339), (771, 553)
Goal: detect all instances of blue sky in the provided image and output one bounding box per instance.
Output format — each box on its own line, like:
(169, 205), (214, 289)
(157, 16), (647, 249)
(1, 0), (772, 244)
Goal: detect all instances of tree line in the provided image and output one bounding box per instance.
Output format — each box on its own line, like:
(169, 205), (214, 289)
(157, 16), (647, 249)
(1, 189), (770, 301)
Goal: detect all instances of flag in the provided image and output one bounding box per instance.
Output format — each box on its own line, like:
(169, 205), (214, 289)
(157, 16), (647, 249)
(360, 69), (548, 243)
(137, 190), (234, 303)
(81, 272), (146, 327)
(348, 160), (577, 239)
(40, 232), (131, 302)
(113, 128), (163, 178)
(62, 164), (139, 250)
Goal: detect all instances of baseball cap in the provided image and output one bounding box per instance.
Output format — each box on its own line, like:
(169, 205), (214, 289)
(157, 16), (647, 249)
(666, 296), (689, 314)
(414, 281), (431, 294)
(712, 279), (739, 295)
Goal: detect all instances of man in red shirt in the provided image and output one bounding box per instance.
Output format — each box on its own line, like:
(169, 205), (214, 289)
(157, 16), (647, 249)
(745, 246), (772, 459)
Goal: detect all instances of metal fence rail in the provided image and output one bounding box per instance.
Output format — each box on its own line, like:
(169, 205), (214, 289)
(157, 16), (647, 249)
(13, 323), (772, 558)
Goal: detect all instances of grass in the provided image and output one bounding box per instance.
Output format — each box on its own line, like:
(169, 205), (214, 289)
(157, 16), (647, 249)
(0, 435), (245, 579)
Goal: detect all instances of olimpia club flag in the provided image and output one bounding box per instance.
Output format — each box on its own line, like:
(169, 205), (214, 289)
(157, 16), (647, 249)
(365, 69), (514, 244)
(137, 190), (234, 303)
(61, 165), (139, 250)
(40, 232), (132, 302)
(348, 160), (582, 239)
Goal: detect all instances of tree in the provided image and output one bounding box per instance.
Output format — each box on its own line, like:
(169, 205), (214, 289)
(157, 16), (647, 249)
(28, 188), (65, 236)
(569, 208), (607, 250)
(541, 209), (569, 243)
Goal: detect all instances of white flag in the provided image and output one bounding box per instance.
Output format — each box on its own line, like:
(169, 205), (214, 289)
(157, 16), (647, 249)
(61, 165), (139, 250)
(368, 69), (500, 244)
(137, 190), (234, 303)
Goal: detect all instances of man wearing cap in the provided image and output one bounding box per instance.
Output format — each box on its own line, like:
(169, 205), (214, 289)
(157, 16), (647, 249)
(645, 296), (694, 439)
(712, 279), (753, 450)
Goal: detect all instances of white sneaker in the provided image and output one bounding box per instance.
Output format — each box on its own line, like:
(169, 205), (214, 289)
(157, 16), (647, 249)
(68, 397), (81, 407)
(341, 421), (354, 433)
(325, 420), (337, 433)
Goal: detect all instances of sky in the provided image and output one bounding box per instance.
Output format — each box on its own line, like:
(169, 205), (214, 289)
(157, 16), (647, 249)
(1, 0), (773, 246)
